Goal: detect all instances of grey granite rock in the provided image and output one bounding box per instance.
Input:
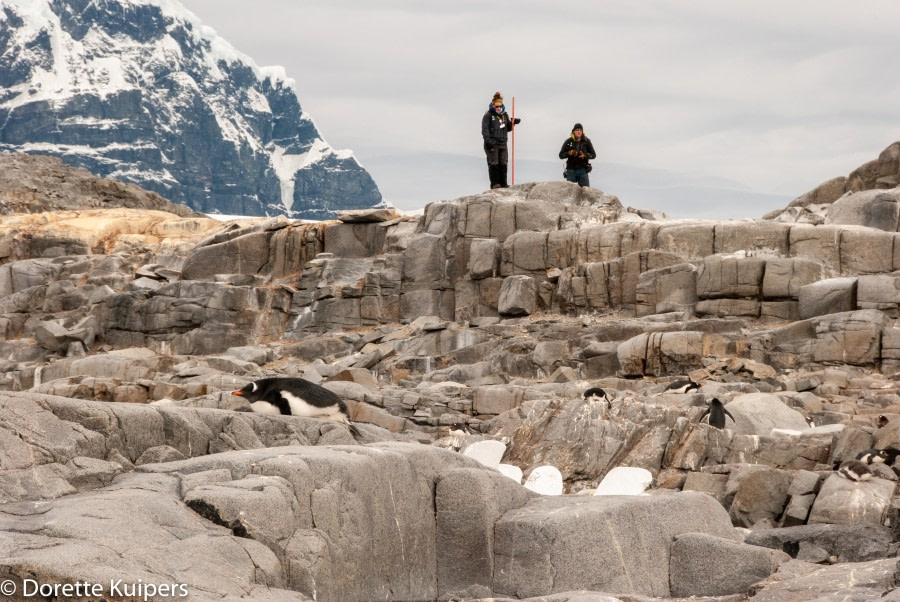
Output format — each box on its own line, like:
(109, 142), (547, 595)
(670, 532), (789, 596)
(745, 524), (900, 563)
(492, 492), (739, 598)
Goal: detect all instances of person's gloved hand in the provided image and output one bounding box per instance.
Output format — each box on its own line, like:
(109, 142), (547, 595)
(486, 143), (495, 152)
(568, 149), (577, 156)
(513, 117), (521, 124)
(578, 152), (586, 159)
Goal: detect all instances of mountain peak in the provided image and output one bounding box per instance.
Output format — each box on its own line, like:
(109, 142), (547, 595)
(0, 0), (384, 218)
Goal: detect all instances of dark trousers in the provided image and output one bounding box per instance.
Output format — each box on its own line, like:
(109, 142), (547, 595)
(485, 143), (509, 188)
(564, 168), (590, 188)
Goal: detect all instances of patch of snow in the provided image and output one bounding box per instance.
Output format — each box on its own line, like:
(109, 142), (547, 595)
(18, 141), (155, 154)
(593, 467), (653, 496)
(523, 466), (563, 496)
(462, 440), (506, 468)
(244, 88), (270, 114)
(204, 213), (264, 222)
(770, 428), (803, 437)
(497, 463), (523, 484)
(270, 144), (308, 211)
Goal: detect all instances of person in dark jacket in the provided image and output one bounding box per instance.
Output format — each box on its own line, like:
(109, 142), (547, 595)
(559, 123), (596, 187)
(481, 91), (520, 189)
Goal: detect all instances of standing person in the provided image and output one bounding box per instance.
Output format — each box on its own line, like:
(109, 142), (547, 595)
(559, 123), (596, 187)
(481, 92), (520, 189)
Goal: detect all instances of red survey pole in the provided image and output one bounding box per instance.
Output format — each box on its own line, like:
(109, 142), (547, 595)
(511, 96), (516, 186)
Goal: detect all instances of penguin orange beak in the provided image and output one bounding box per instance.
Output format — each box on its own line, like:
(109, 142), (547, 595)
(232, 391), (244, 397)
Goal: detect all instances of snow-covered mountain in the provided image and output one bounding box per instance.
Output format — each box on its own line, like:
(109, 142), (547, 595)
(0, 0), (384, 219)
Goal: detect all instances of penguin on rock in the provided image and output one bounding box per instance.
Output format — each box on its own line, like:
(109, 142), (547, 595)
(837, 460), (873, 482)
(698, 398), (735, 430)
(233, 377), (360, 437)
(664, 378), (701, 394)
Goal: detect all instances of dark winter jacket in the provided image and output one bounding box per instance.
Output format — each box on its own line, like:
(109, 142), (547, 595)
(559, 134), (596, 171)
(482, 104), (515, 147)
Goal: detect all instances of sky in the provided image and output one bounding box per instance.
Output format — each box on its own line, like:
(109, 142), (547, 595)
(179, 0), (900, 220)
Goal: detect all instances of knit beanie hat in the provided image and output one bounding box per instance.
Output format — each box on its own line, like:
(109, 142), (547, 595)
(492, 91), (503, 104)
(572, 123), (583, 132)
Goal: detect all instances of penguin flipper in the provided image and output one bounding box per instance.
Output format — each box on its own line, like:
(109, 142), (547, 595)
(698, 408), (710, 423)
(724, 408), (736, 423)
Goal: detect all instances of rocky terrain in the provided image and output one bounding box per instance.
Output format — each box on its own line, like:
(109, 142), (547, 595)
(2, 143), (900, 600)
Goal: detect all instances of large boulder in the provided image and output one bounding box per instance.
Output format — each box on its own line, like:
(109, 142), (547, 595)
(727, 465), (793, 527)
(0, 477), (302, 600)
(492, 492), (738, 598)
(669, 532), (789, 597)
(750, 558), (898, 602)
(798, 277), (857, 319)
(435, 467), (534, 598)
(724, 393), (810, 436)
(807, 474), (896, 526)
(825, 189), (900, 231)
(745, 524), (900, 563)
(498, 275), (538, 316)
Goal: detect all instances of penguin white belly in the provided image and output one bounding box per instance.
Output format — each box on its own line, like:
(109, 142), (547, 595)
(250, 400), (283, 416)
(281, 390), (345, 421)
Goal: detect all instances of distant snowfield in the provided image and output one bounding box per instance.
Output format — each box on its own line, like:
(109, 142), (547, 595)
(204, 205), (421, 222)
(204, 214), (269, 222)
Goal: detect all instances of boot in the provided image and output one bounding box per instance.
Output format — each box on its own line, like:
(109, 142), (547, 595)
(489, 165), (501, 189)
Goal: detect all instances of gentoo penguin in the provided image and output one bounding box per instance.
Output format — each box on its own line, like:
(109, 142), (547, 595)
(878, 415), (890, 428)
(855, 449), (889, 465)
(583, 387), (609, 402)
(856, 448), (900, 466)
(664, 378), (701, 394)
(698, 398), (735, 429)
(837, 460), (873, 482)
(233, 377), (360, 436)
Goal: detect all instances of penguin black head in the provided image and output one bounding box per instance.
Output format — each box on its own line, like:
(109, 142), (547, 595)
(880, 447), (900, 466)
(878, 415), (889, 428)
(233, 380), (266, 402)
(232, 380), (290, 415)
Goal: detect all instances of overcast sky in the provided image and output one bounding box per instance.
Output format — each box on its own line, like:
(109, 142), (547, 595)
(180, 0), (900, 219)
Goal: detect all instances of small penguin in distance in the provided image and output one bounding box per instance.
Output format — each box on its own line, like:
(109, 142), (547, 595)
(664, 378), (701, 394)
(583, 387), (612, 412)
(448, 422), (476, 437)
(583, 387), (609, 402)
(837, 460), (873, 482)
(233, 377), (360, 437)
(698, 398), (735, 429)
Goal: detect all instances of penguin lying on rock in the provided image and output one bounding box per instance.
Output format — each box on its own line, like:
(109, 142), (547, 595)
(698, 398), (735, 429)
(855, 448), (900, 466)
(664, 378), (701, 394)
(583, 387), (609, 402)
(837, 460), (873, 482)
(233, 377), (360, 437)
